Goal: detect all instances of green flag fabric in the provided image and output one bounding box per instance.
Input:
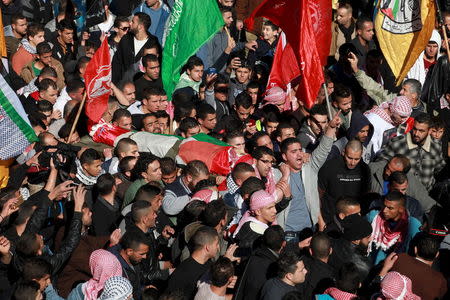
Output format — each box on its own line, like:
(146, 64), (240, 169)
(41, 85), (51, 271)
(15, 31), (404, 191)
(162, 0), (224, 99)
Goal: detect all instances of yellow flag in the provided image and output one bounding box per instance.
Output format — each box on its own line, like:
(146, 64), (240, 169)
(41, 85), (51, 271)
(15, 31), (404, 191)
(0, 8), (7, 58)
(375, 0), (436, 85)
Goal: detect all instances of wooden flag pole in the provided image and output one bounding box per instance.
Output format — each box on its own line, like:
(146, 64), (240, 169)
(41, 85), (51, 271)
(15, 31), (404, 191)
(435, 0), (450, 59)
(323, 83), (333, 120)
(68, 91), (87, 143)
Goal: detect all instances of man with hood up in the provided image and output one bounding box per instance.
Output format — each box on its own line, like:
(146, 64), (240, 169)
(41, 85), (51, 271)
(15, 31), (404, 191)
(328, 111), (374, 163)
(407, 30), (442, 86)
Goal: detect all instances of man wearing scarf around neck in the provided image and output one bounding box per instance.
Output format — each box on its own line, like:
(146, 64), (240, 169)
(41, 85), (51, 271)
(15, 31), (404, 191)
(366, 191), (421, 265)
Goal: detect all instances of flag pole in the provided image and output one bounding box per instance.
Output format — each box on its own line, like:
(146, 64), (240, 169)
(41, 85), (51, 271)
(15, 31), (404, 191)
(68, 91), (87, 143)
(323, 83), (332, 120)
(435, 0), (450, 59)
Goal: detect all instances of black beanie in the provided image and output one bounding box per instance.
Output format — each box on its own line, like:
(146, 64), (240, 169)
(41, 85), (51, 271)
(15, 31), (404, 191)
(342, 213), (373, 241)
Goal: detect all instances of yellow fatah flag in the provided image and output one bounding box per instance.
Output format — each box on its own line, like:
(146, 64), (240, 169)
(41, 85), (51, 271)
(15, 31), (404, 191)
(0, 8), (7, 58)
(375, 0), (436, 85)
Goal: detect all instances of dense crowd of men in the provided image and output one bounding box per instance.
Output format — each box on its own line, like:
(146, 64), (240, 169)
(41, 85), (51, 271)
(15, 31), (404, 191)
(0, 0), (450, 299)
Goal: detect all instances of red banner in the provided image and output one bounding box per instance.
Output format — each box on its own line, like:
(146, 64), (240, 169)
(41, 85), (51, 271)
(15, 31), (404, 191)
(84, 38), (111, 123)
(245, 0), (331, 108)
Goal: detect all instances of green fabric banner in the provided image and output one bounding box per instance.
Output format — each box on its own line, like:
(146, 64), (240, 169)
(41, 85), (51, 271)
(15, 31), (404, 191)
(161, 0), (224, 99)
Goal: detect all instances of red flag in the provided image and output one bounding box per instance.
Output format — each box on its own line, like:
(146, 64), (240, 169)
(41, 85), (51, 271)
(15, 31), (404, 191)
(245, 0), (331, 108)
(84, 38), (111, 123)
(266, 32), (300, 91)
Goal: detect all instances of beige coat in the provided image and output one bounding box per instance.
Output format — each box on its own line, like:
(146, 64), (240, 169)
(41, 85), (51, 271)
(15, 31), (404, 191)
(20, 57), (65, 91)
(329, 20), (356, 60)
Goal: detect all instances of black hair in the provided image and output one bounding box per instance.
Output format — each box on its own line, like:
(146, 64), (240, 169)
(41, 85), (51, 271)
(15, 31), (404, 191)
(13, 280), (40, 300)
(118, 156), (137, 174)
(113, 16), (130, 28)
(66, 79), (85, 94)
(96, 173), (115, 196)
(36, 42), (52, 55)
(211, 257), (234, 287)
(131, 153), (159, 181)
(22, 257), (52, 280)
(235, 92), (253, 109)
(355, 15), (372, 31)
(40, 66), (57, 78)
(134, 183), (163, 203)
(263, 225), (285, 252)
(310, 232), (331, 259)
(252, 146), (274, 160)
(57, 18), (75, 31)
(182, 160), (209, 178)
(114, 137), (138, 158)
(131, 200), (152, 223)
(37, 100), (53, 113)
(414, 112), (432, 126)
(134, 12), (151, 31)
(120, 228), (149, 250)
(179, 117), (200, 135)
(240, 176), (265, 199)
(80, 148), (103, 165)
(201, 200), (227, 228)
(196, 103), (216, 121)
(185, 56), (204, 72)
(276, 251), (302, 278)
(189, 225), (218, 251)
(309, 104), (328, 116)
(336, 263), (361, 294)
(39, 78), (57, 91)
(388, 171), (408, 185)
(160, 157), (177, 175)
(384, 191), (406, 207)
(416, 233), (440, 260)
(231, 162), (254, 181)
(331, 84), (352, 102)
(142, 54), (159, 68)
(112, 108), (132, 123)
(142, 87), (162, 99)
(174, 101), (195, 122)
(280, 137), (301, 154)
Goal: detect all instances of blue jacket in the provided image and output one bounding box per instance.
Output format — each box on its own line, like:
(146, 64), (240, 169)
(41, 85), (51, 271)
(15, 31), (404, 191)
(366, 210), (421, 265)
(132, 3), (170, 45)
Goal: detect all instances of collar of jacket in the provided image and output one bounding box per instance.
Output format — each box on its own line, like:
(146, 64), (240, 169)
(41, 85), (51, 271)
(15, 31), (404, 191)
(406, 132), (431, 152)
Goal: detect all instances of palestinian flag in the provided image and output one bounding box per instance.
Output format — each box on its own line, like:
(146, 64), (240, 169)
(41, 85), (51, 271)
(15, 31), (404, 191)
(0, 75), (38, 160)
(178, 133), (252, 176)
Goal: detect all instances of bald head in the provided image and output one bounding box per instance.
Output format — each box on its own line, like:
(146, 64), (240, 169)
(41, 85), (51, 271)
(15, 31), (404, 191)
(345, 140), (363, 153)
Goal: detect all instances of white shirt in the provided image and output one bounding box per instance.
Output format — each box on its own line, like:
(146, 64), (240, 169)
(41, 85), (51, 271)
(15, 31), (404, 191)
(127, 101), (144, 115)
(134, 37), (148, 56)
(366, 113), (394, 154)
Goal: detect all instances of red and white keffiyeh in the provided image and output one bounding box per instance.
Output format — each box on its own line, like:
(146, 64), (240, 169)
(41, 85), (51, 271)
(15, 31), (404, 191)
(369, 211), (409, 253)
(324, 287), (358, 300)
(378, 271), (420, 300)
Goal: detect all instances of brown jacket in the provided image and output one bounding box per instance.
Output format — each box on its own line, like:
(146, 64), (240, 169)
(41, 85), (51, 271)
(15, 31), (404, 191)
(391, 253), (447, 300)
(20, 57), (65, 91)
(329, 20), (356, 60)
(54, 226), (109, 298)
(235, 0), (264, 36)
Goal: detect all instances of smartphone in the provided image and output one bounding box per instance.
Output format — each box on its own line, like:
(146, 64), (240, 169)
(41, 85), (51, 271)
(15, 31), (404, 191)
(206, 67), (217, 75)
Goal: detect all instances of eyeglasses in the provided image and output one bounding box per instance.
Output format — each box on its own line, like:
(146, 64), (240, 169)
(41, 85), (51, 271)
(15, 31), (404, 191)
(119, 27), (130, 31)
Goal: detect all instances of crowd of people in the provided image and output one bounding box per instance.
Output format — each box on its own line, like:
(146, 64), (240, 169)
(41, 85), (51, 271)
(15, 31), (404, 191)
(1, 0), (450, 299)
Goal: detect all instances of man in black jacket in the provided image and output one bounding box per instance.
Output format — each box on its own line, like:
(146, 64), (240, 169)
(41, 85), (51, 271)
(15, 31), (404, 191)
(12, 182), (84, 278)
(112, 12), (160, 84)
(235, 225), (285, 300)
(301, 233), (335, 299)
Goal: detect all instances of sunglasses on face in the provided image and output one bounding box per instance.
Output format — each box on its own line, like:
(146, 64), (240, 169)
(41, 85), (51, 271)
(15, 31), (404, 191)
(120, 27), (130, 31)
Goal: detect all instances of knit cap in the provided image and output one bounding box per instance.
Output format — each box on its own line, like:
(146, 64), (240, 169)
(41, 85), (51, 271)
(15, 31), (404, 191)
(99, 276), (133, 300)
(250, 190), (275, 211)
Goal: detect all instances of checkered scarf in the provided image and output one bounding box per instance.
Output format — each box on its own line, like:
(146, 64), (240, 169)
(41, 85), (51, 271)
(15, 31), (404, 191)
(324, 287), (358, 300)
(368, 211), (409, 253)
(378, 271), (420, 300)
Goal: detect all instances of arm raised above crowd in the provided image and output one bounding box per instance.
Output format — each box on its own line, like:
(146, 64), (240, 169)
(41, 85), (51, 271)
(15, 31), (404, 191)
(308, 112), (341, 172)
(348, 52), (395, 105)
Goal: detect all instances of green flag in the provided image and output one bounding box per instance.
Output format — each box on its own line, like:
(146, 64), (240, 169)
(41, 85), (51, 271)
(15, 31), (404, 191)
(162, 0), (224, 99)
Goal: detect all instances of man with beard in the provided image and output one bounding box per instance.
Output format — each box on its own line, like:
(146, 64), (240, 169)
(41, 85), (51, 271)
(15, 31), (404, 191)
(366, 191), (421, 264)
(109, 230), (150, 299)
(379, 113), (445, 190)
(330, 84), (353, 130)
(329, 213), (373, 283)
(112, 12), (160, 84)
(297, 105), (329, 153)
(328, 111), (374, 163)
(318, 140), (370, 225)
